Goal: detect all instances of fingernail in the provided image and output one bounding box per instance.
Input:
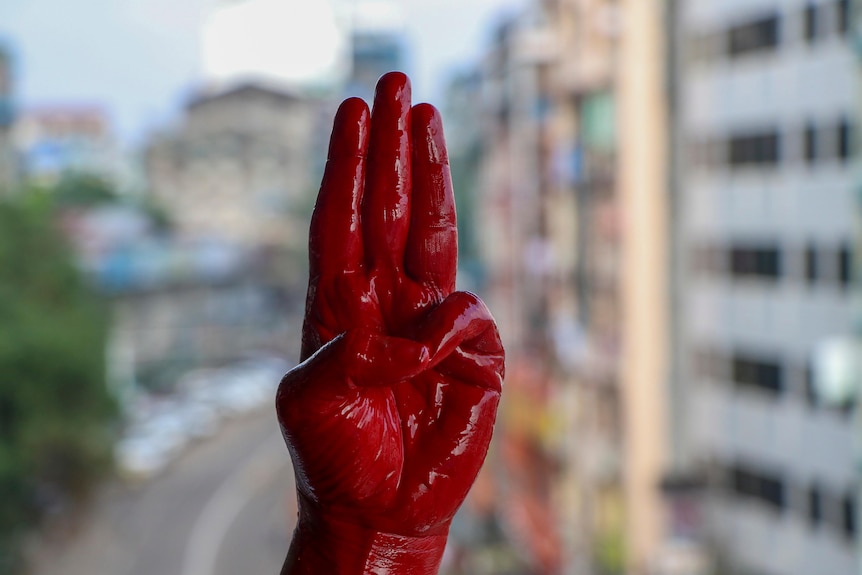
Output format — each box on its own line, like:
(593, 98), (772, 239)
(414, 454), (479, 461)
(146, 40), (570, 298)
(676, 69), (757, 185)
(413, 103), (448, 165)
(373, 72), (411, 129)
(329, 98), (370, 159)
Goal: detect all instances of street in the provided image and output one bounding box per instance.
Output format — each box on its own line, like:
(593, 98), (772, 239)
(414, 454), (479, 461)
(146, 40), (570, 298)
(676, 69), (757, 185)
(27, 412), (295, 575)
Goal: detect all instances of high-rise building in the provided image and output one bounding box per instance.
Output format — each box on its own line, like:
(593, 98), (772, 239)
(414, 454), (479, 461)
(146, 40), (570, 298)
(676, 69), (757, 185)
(471, 1), (671, 573)
(668, 1), (857, 573)
(340, 0), (405, 103)
(471, 14), (568, 573)
(345, 31), (404, 101)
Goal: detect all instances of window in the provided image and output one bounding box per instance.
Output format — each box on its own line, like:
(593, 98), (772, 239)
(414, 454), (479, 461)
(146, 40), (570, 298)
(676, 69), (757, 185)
(730, 463), (786, 511)
(837, 118), (851, 161)
(805, 3), (819, 42)
(805, 244), (818, 283)
(804, 120), (854, 163)
(731, 466), (759, 496)
(804, 124), (817, 164)
(732, 353), (784, 394)
(809, 485), (822, 526)
(728, 132), (781, 166)
(805, 363), (819, 407)
(838, 244), (852, 288)
(760, 474), (786, 509)
(837, 0), (850, 36)
(843, 494), (856, 538)
(730, 245), (782, 279)
(728, 15), (781, 57)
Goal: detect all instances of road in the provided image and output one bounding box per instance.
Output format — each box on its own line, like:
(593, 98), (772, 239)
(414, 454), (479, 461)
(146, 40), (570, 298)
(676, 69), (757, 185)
(27, 412), (295, 575)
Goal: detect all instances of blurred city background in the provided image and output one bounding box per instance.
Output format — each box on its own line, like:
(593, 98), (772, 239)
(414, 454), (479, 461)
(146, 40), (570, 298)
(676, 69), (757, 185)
(0, 0), (859, 574)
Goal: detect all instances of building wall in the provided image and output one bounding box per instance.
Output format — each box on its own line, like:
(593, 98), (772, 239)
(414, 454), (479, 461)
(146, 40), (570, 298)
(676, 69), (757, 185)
(472, 1), (673, 572)
(674, 0), (857, 573)
(618, 0), (669, 571)
(547, 0), (628, 568)
(108, 277), (290, 393)
(146, 85), (316, 250)
(14, 106), (120, 184)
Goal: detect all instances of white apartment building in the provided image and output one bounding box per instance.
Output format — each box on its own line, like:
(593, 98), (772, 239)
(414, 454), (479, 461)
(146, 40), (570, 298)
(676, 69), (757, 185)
(673, 1), (857, 573)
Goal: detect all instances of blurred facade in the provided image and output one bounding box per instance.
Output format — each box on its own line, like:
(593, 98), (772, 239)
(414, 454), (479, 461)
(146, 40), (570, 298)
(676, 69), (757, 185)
(139, 0), (409, 395)
(443, 69), (485, 283)
(467, 0), (664, 571)
(139, 78), (326, 397)
(13, 106), (121, 185)
(460, 0), (860, 574)
(471, 17), (561, 572)
(668, 1), (858, 574)
(104, 243), (286, 395)
(344, 30), (405, 103)
(145, 84), (316, 250)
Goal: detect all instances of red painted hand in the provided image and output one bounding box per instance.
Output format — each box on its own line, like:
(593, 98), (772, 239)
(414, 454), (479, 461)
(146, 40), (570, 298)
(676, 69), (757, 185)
(276, 73), (504, 574)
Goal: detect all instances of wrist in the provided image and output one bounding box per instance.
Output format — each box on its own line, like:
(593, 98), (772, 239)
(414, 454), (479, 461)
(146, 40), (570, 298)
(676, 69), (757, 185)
(282, 502), (449, 575)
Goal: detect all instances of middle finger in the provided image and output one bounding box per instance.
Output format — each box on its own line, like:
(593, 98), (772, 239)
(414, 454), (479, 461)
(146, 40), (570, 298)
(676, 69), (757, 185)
(362, 72), (413, 272)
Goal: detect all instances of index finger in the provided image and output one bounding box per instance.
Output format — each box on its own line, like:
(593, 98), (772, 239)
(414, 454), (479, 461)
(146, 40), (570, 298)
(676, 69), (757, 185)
(405, 103), (457, 294)
(309, 98), (370, 280)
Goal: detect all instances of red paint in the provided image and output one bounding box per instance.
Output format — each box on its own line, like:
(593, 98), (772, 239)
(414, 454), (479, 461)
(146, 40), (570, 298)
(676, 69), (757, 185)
(276, 72), (505, 574)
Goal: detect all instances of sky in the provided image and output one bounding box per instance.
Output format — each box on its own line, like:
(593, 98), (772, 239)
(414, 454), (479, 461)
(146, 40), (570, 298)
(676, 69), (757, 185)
(0, 0), (526, 145)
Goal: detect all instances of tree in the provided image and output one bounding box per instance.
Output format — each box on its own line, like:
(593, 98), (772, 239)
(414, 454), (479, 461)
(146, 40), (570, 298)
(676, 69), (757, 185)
(0, 192), (116, 574)
(51, 172), (118, 207)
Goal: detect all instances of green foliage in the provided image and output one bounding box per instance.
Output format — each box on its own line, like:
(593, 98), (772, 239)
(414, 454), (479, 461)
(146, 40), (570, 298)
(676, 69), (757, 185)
(51, 172), (118, 207)
(134, 195), (172, 233)
(0, 193), (116, 573)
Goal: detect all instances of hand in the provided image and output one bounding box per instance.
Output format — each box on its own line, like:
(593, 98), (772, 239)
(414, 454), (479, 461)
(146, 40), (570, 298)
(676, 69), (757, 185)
(276, 72), (504, 574)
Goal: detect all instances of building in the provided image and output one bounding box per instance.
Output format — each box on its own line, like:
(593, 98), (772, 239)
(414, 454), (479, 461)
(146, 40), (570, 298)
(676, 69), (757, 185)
(56, 202), (292, 397)
(617, 0), (672, 572)
(344, 30), (404, 102)
(470, 14), (565, 572)
(469, 1), (671, 572)
(333, 0), (405, 102)
(13, 105), (121, 185)
(102, 242), (288, 394)
(544, 1), (629, 571)
(668, 1), (858, 574)
(442, 69), (485, 286)
(145, 83), (317, 251)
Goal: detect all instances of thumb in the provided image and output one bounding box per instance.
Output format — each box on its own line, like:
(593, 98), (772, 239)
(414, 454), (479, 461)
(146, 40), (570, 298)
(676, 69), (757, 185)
(339, 328), (431, 386)
(414, 292), (499, 364)
(279, 329), (430, 401)
(411, 291), (505, 392)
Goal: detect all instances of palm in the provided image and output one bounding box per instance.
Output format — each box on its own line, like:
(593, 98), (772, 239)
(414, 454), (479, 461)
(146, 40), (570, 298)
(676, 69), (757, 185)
(277, 73), (504, 537)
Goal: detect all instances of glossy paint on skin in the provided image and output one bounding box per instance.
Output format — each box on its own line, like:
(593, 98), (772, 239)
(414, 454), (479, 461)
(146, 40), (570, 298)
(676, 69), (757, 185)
(276, 72), (505, 575)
